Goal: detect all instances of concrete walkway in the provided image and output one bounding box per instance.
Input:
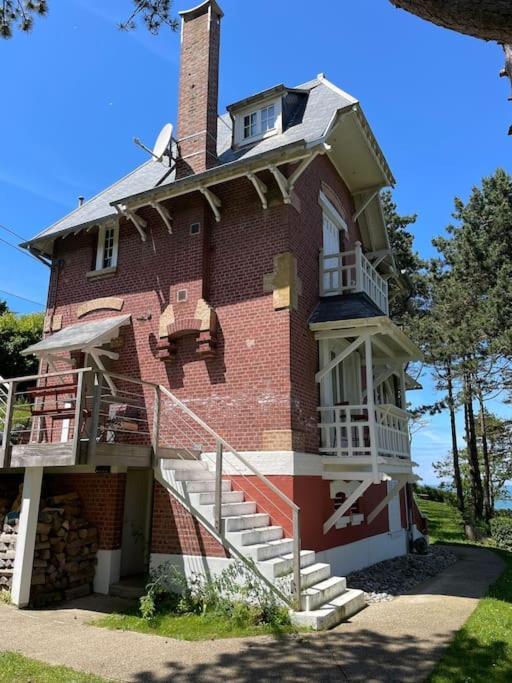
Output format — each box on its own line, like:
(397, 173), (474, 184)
(0, 545), (504, 682)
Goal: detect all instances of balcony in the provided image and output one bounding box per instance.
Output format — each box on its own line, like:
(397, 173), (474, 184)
(318, 403), (411, 464)
(319, 242), (389, 315)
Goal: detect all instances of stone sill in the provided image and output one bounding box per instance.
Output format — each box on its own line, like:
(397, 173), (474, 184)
(86, 266), (117, 280)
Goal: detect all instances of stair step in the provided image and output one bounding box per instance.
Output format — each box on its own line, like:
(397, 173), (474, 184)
(197, 490), (244, 505)
(290, 588), (365, 631)
(227, 525), (284, 546)
(159, 457), (207, 469)
(299, 562), (332, 589)
(258, 550), (316, 579)
(300, 576), (347, 612)
(203, 501), (256, 517)
(173, 469), (215, 481)
(224, 513), (270, 532)
(243, 538), (294, 562)
(185, 479), (232, 493)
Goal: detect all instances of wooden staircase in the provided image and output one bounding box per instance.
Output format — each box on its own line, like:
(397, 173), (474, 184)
(156, 458), (365, 630)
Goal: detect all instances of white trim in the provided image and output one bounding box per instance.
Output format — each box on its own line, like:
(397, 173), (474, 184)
(94, 549), (122, 594)
(233, 97), (282, 147)
(316, 529), (408, 576)
(316, 73), (358, 106)
(199, 450), (323, 476)
(319, 190), (348, 231)
(150, 553), (233, 582)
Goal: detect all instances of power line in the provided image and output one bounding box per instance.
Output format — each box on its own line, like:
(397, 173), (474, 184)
(0, 234), (45, 264)
(0, 222), (27, 242)
(0, 289), (45, 309)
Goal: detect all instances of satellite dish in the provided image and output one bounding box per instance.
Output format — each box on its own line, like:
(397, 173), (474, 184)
(153, 123), (173, 161)
(133, 123), (174, 163)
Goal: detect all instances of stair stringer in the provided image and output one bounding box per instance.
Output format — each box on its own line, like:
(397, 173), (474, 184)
(154, 461), (366, 630)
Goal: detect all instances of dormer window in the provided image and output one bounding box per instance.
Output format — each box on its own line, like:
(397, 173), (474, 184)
(243, 103), (277, 140)
(234, 98), (282, 146)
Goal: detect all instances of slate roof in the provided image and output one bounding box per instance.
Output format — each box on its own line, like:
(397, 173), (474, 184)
(308, 293), (386, 325)
(23, 77), (355, 253)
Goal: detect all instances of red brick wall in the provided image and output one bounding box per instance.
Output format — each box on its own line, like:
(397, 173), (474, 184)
(43, 473), (126, 550)
(151, 481), (228, 557)
(288, 155), (363, 453)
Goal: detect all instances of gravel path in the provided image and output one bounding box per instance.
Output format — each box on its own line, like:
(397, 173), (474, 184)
(347, 545), (458, 603)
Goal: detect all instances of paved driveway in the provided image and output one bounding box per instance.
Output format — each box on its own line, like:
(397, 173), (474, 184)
(0, 545), (504, 682)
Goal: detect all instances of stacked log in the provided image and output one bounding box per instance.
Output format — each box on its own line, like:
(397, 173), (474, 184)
(30, 493), (98, 607)
(0, 514), (18, 591)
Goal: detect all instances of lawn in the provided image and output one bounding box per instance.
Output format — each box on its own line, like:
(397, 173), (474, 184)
(417, 498), (512, 682)
(0, 651), (110, 683)
(93, 607), (298, 641)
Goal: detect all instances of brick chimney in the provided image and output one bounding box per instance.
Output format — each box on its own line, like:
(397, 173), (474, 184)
(176, 0), (223, 177)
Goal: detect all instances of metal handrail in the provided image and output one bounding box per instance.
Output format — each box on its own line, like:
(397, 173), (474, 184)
(158, 384), (302, 610)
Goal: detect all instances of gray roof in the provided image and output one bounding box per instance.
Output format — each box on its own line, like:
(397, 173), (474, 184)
(22, 314), (131, 356)
(309, 293), (385, 325)
(23, 77), (355, 254)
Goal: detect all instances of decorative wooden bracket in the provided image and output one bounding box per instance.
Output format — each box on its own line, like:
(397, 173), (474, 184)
(150, 201), (173, 234)
(269, 165), (291, 204)
(116, 204), (147, 241)
(352, 188), (380, 222)
(200, 187), (222, 222)
(366, 477), (407, 525)
(247, 172), (268, 209)
(323, 479), (373, 534)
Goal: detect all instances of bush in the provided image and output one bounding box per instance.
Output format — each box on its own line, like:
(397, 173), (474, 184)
(414, 484), (456, 506)
(491, 516), (512, 550)
(139, 560), (291, 629)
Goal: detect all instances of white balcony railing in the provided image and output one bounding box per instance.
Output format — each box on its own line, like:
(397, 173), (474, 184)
(319, 241), (389, 315)
(318, 403), (410, 461)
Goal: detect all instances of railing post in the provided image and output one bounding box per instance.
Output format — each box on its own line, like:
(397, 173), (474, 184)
(214, 440), (223, 533)
(152, 385), (161, 457)
(364, 337), (380, 483)
(1, 381), (16, 468)
(71, 371), (86, 465)
(354, 241), (363, 292)
(87, 372), (102, 463)
(319, 248), (324, 296)
(292, 507), (302, 611)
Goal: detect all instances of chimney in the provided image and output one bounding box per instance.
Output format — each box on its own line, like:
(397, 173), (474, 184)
(176, 0), (223, 177)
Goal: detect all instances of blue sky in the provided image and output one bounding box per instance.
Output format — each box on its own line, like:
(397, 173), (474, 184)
(1, 0), (510, 482)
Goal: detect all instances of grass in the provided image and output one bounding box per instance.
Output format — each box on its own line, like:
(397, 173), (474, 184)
(0, 651), (110, 683)
(417, 497), (512, 682)
(93, 607), (298, 641)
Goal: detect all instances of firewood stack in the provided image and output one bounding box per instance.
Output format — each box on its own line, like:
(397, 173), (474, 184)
(30, 492), (98, 607)
(0, 513), (18, 592)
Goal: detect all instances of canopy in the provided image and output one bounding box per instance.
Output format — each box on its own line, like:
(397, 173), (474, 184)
(22, 315), (131, 357)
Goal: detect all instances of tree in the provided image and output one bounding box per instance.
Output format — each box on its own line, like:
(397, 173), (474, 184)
(381, 190), (428, 322)
(0, 0), (178, 39)
(0, 304), (44, 378)
(389, 1), (512, 43)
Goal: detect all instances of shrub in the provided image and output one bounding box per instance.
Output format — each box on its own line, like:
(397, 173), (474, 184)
(414, 484), (456, 506)
(491, 516), (512, 550)
(140, 560), (291, 628)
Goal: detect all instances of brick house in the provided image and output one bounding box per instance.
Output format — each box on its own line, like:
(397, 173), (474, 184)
(1, 0), (424, 629)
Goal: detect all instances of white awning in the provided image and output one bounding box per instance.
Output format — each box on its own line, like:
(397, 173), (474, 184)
(22, 315), (131, 357)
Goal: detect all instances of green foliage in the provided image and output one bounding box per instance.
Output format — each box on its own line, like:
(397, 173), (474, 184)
(416, 498), (466, 545)
(139, 560), (291, 629)
(491, 517), (512, 551)
(1, 1), (178, 39)
(0, 590), (11, 604)
(0, 303), (43, 378)
(414, 483), (456, 505)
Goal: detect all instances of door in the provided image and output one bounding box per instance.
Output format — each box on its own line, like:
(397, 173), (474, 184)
(120, 469), (153, 577)
(322, 214), (342, 292)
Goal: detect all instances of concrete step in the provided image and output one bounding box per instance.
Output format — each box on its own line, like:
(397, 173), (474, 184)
(160, 458), (208, 470)
(196, 490), (244, 506)
(299, 562), (332, 589)
(227, 525), (284, 546)
(300, 575), (347, 612)
(290, 588), (365, 631)
(109, 579), (147, 600)
(185, 479), (232, 493)
(173, 469), (215, 481)
(224, 513), (270, 532)
(258, 550), (317, 579)
(243, 538), (294, 562)
(202, 501), (256, 517)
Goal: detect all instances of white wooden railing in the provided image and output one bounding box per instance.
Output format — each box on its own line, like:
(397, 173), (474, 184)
(318, 403), (410, 461)
(319, 241), (389, 314)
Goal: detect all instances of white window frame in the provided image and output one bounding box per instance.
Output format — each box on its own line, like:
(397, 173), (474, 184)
(234, 97), (282, 147)
(95, 224), (119, 271)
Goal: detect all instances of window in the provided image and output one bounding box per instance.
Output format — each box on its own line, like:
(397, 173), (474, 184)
(261, 104), (276, 132)
(95, 224), (119, 271)
(190, 222), (201, 235)
(242, 104), (277, 140)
